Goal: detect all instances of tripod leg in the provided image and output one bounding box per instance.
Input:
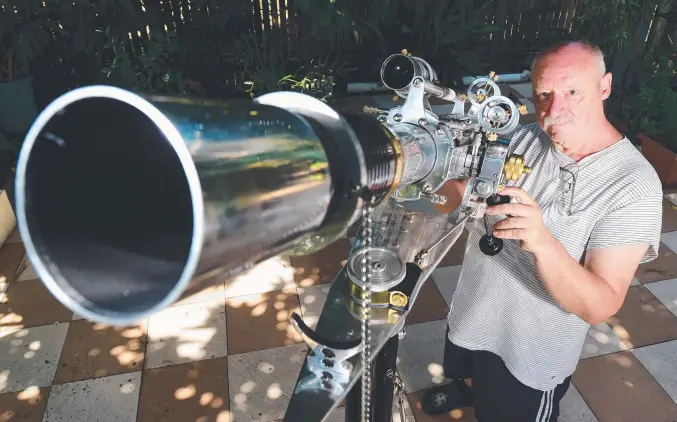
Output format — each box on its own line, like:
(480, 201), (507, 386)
(344, 334), (400, 422)
(372, 335), (400, 422)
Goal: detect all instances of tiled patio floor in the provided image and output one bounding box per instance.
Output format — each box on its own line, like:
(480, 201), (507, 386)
(2, 84), (677, 422)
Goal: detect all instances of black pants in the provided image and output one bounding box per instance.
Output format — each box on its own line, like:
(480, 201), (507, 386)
(443, 335), (572, 422)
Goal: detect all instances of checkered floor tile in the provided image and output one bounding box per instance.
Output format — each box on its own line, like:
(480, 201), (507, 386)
(2, 88), (677, 421)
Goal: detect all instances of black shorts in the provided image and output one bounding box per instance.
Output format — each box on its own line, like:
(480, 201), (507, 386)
(442, 335), (572, 422)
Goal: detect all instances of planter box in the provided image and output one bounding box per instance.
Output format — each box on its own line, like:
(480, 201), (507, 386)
(638, 133), (677, 189)
(0, 189), (16, 247)
(0, 77), (39, 134)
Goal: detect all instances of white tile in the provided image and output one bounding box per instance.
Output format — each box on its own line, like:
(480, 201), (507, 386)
(396, 319), (448, 393)
(225, 256), (295, 298)
(665, 192), (677, 207)
(580, 322), (629, 359)
(228, 343), (308, 422)
(0, 323), (69, 394)
(432, 265), (462, 304)
(16, 260), (37, 282)
(661, 231), (677, 254)
(297, 284), (331, 330)
(559, 384), (599, 422)
(633, 339), (677, 404)
(509, 83), (533, 98)
(645, 278), (677, 318)
(43, 372), (142, 422)
(0, 276), (7, 304)
(145, 302), (227, 369)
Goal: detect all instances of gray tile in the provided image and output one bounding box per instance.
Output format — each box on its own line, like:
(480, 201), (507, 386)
(645, 278), (677, 318)
(43, 372), (142, 422)
(559, 384), (599, 422)
(228, 343), (308, 422)
(432, 265), (462, 305)
(580, 323), (629, 359)
(297, 284), (331, 330)
(632, 339), (677, 405)
(145, 302), (228, 369)
(396, 319), (447, 393)
(0, 323), (69, 393)
(631, 277), (640, 286)
(662, 231), (677, 254)
(666, 192), (677, 207)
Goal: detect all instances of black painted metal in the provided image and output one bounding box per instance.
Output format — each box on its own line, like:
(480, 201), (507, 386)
(344, 334), (400, 422)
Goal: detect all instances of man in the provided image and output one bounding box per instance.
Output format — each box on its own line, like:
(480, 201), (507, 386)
(422, 40), (664, 421)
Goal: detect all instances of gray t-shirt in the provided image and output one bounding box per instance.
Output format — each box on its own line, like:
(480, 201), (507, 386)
(446, 122), (663, 392)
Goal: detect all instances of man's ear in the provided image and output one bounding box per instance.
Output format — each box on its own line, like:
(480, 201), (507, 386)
(600, 72), (613, 100)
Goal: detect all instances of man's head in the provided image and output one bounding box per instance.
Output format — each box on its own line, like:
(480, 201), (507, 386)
(531, 41), (613, 154)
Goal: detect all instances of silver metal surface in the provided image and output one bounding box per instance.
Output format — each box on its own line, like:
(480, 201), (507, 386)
(346, 247), (406, 292)
(283, 205), (469, 422)
(15, 86), (335, 325)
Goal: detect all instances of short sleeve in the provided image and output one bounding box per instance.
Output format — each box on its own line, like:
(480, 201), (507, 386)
(586, 192), (663, 264)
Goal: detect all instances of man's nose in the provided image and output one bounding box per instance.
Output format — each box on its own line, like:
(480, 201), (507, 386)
(548, 93), (566, 115)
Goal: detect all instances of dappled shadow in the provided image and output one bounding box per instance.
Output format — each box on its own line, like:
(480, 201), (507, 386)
(289, 238), (351, 288)
(606, 285), (677, 349)
(573, 350), (677, 421)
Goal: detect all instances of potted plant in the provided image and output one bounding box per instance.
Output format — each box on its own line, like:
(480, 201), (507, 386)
(0, 2), (57, 134)
(621, 53), (677, 188)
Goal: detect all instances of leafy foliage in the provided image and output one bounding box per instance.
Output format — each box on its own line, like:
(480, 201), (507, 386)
(98, 27), (188, 94)
(572, 0), (660, 58)
(0, 0), (59, 82)
(621, 52), (677, 152)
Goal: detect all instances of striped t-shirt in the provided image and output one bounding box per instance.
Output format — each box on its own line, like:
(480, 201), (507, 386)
(446, 122), (664, 392)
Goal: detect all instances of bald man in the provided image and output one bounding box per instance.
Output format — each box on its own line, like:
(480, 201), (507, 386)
(422, 41), (663, 421)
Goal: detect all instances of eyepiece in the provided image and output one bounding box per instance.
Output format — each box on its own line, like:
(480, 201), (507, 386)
(381, 54), (416, 91)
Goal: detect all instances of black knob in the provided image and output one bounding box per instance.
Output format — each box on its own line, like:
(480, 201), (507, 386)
(479, 234), (503, 256)
(487, 194), (511, 206)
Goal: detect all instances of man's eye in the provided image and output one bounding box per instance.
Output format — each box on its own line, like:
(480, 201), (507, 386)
(536, 93), (550, 100)
(569, 90), (579, 96)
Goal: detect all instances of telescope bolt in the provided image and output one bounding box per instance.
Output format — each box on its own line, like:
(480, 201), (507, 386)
(394, 114), (403, 122)
(418, 118), (428, 126)
(475, 180), (492, 197)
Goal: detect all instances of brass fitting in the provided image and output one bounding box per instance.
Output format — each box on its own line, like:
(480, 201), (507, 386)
(517, 104), (528, 115)
(504, 154), (532, 182)
(487, 132), (498, 141)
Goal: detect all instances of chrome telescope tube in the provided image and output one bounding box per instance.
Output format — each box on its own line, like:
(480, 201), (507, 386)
(15, 87), (401, 325)
(380, 54), (457, 101)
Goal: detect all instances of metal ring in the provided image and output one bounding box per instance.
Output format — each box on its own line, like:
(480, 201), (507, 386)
(476, 95), (520, 134)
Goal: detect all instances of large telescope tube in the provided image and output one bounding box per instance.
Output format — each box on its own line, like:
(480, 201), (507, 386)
(15, 87), (403, 325)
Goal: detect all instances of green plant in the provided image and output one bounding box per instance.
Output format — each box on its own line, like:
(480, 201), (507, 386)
(572, 0), (660, 59)
(349, 0), (503, 86)
(226, 28), (353, 100)
(622, 52), (677, 152)
(99, 27), (188, 95)
(0, 0), (59, 82)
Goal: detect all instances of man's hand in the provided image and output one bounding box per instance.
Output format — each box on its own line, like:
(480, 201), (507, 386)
(485, 186), (554, 253)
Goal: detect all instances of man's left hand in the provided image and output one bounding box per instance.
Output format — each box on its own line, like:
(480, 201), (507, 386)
(485, 186), (554, 253)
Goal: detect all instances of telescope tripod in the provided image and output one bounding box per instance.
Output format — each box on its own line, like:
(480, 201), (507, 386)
(344, 334), (404, 422)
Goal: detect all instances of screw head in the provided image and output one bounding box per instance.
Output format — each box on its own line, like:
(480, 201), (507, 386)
(394, 114), (403, 122)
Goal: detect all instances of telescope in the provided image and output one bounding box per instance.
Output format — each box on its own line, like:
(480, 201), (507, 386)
(15, 52), (532, 421)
